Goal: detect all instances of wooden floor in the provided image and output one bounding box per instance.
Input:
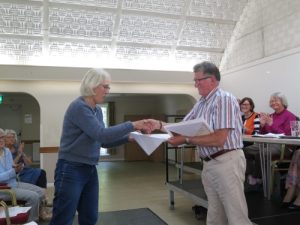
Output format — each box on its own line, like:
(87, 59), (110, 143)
(45, 161), (300, 225)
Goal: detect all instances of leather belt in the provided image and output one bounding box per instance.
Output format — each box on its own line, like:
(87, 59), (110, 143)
(202, 149), (238, 162)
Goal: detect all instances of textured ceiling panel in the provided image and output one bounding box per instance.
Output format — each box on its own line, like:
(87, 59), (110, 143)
(118, 15), (179, 45)
(0, 0), (248, 70)
(49, 7), (115, 40)
(122, 0), (186, 15)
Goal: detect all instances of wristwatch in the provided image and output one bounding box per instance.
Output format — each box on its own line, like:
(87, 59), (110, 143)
(185, 137), (190, 144)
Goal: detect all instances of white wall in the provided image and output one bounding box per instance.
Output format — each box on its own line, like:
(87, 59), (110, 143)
(0, 66), (198, 182)
(221, 49), (300, 116)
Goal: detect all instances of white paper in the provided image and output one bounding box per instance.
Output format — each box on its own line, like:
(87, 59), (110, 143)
(130, 132), (171, 155)
(24, 222), (38, 225)
(0, 206), (31, 218)
(164, 117), (213, 137)
(252, 133), (284, 138)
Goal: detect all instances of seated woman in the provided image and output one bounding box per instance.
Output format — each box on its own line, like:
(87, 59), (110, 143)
(4, 130), (48, 192)
(240, 97), (260, 147)
(244, 92), (297, 188)
(282, 149), (300, 210)
(0, 128), (51, 221)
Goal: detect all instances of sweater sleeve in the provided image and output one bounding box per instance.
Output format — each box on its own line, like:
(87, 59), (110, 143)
(69, 102), (134, 143)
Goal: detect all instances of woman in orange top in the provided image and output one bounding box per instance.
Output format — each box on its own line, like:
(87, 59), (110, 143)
(240, 97), (260, 135)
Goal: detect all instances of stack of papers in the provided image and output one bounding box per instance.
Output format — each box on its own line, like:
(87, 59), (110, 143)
(130, 117), (212, 155)
(164, 117), (212, 136)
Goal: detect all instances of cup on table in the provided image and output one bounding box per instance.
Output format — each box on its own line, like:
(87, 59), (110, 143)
(290, 121), (300, 137)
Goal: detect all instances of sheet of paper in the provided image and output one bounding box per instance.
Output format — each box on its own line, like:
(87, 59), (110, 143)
(24, 222), (38, 225)
(130, 132), (171, 155)
(164, 117), (213, 137)
(252, 133), (284, 138)
(0, 206), (31, 218)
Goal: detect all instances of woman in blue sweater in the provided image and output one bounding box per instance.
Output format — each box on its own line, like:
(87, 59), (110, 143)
(49, 68), (160, 225)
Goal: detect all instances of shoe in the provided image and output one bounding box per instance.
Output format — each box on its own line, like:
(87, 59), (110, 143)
(244, 183), (262, 193)
(280, 202), (292, 209)
(39, 206), (52, 221)
(288, 203), (300, 211)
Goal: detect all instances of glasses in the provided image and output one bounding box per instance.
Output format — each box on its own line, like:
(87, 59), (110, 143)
(101, 84), (110, 90)
(241, 103), (250, 106)
(193, 76), (211, 83)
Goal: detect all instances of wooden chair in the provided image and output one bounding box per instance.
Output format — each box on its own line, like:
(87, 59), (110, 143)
(0, 185), (29, 225)
(270, 145), (298, 196)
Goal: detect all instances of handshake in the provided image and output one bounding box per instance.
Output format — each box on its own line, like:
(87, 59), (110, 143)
(132, 119), (164, 134)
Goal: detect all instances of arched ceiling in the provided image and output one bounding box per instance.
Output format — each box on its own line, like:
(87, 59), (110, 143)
(0, 0), (248, 71)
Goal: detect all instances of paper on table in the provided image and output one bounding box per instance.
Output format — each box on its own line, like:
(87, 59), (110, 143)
(24, 222), (38, 225)
(130, 132), (171, 156)
(0, 206), (31, 218)
(164, 117), (213, 137)
(252, 133), (284, 138)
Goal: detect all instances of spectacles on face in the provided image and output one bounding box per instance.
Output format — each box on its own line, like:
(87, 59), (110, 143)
(193, 76), (211, 84)
(241, 103), (250, 106)
(101, 84), (110, 90)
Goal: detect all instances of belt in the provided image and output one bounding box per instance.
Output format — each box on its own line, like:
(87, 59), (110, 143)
(202, 149), (238, 162)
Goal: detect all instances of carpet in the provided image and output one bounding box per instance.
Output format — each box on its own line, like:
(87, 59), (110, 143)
(38, 208), (168, 225)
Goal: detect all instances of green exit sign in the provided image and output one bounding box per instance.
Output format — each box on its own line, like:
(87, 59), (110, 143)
(0, 95), (3, 104)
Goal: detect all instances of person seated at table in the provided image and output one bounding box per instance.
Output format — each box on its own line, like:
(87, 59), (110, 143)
(244, 92), (297, 189)
(240, 97), (260, 147)
(281, 149), (300, 210)
(4, 129), (51, 205)
(240, 97), (260, 135)
(0, 128), (51, 222)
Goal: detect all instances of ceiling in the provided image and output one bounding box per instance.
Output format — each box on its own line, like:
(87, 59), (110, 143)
(0, 0), (248, 71)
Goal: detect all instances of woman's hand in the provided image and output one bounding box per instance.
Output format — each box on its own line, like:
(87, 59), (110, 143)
(260, 113), (273, 126)
(132, 119), (164, 133)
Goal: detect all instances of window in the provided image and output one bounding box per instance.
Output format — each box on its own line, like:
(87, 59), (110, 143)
(99, 103), (110, 156)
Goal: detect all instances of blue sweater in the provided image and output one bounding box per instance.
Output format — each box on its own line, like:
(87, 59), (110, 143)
(59, 97), (134, 165)
(0, 147), (18, 187)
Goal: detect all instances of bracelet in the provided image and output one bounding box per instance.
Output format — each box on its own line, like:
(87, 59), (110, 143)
(159, 121), (163, 130)
(185, 137), (190, 144)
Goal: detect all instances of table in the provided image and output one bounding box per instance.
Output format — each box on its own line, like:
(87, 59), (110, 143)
(243, 135), (300, 199)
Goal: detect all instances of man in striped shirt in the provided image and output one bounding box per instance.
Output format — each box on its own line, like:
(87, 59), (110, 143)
(168, 61), (252, 225)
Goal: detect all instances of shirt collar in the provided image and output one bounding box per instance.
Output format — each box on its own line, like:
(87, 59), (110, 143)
(199, 86), (219, 102)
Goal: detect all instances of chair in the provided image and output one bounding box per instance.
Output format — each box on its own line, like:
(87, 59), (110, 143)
(0, 200), (29, 225)
(271, 144), (300, 197)
(0, 185), (29, 225)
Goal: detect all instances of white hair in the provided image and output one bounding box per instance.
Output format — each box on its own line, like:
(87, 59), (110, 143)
(4, 129), (18, 142)
(269, 92), (288, 108)
(80, 68), (111, 96)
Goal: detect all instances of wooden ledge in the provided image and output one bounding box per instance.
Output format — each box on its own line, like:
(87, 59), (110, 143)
(40, 147), (59, 153)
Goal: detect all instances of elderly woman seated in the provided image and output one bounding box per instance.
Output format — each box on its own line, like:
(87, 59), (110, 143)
(4, 129), (48, 191)
(0, 128), (51, 222)
(243, 92), (297, 190)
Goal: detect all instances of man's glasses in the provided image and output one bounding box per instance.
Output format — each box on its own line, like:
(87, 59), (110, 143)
(193, 76), (211, 83)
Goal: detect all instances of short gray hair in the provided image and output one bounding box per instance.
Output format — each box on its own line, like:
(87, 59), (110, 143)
(269, 92), (288, 108)
(5, 129), (17, 142)
(80, 68), (111, 96)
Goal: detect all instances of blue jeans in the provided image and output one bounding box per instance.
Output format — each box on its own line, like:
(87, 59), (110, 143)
(49, 159), (99, 225)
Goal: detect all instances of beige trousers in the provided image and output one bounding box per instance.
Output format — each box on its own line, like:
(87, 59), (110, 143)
(202, 150), (253, 225)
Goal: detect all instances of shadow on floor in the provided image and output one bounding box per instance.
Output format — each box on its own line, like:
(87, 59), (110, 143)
(246, 192), (300, 225)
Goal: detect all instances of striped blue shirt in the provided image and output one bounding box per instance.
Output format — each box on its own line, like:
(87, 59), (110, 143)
(184, 87), (243, 158)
